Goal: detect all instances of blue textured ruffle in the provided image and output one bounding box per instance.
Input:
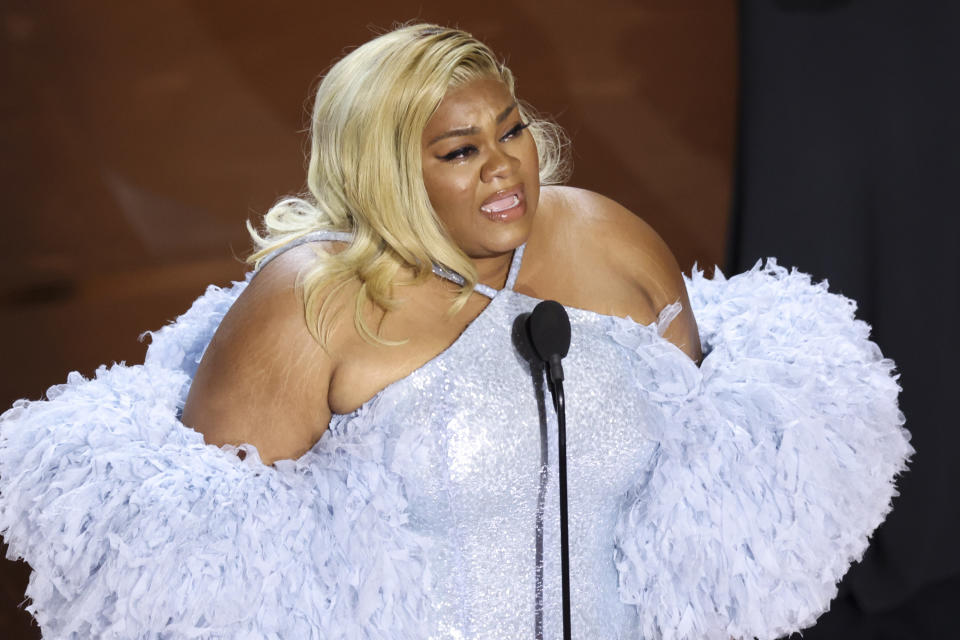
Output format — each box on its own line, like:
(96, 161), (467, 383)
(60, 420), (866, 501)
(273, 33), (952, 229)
(0, 280), (432, 639)
(610, 260), (911, 640)
(0, 261), (911, 639)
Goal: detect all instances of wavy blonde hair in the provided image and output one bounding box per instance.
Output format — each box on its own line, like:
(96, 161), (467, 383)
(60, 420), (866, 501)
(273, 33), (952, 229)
(248, 23), (570, 344)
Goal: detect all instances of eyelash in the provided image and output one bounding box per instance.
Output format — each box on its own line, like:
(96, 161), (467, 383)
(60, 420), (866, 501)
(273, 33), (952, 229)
(438, 122), (530, 162)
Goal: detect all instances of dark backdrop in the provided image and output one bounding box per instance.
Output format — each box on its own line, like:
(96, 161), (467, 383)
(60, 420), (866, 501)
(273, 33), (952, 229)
(731, 1), (960, 637)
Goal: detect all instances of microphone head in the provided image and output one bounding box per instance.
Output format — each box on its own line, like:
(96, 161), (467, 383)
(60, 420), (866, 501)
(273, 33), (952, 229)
(527, 300), (571, 362)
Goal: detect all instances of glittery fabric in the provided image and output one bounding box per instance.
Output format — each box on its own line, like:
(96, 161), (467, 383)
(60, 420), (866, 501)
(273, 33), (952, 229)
(328, 244), (658, 638)
(0, 231), (911, 639)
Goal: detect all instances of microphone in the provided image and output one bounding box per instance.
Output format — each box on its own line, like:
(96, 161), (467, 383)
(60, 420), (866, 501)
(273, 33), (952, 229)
(527, 300), (571, 385)
(526, 300), (573, 640)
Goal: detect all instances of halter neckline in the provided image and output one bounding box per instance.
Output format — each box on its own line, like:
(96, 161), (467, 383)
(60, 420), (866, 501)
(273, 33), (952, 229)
(431, 243), (526, 299)
(256, 230), (526, 300)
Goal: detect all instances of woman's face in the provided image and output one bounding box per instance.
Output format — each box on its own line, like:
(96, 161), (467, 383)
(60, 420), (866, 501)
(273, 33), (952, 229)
(421, 76), (540, 261)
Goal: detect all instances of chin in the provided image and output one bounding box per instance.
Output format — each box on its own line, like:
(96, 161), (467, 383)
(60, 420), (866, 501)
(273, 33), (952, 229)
(473, 222), (532, 258)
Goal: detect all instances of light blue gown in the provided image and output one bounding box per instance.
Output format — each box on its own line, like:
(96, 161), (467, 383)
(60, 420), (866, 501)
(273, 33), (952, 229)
(0, 231), (911, 639)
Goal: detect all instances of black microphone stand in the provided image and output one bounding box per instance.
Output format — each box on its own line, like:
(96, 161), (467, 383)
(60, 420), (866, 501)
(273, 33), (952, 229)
(546, 355), (571, 640)
(527, 300), (572, 640)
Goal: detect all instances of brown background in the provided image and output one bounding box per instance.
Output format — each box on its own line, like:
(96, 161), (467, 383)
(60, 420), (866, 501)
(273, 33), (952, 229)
(0, 1), (736, 635)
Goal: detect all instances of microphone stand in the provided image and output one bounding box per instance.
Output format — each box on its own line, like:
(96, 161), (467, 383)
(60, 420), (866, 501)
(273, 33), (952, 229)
(527, 300), (572, 640)
(547, 357), (571, 640)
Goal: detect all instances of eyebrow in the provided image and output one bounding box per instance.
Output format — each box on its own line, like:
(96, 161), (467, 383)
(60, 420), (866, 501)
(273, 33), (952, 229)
(427, 103), (517, 146)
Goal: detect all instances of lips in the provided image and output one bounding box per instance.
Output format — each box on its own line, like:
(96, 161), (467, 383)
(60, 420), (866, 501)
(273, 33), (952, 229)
(479, 185), (525, 221)
(482, 194), (519, 213)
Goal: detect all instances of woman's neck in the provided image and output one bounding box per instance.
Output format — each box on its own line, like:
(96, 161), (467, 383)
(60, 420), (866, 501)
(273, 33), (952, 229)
(472, 250), (515, 290)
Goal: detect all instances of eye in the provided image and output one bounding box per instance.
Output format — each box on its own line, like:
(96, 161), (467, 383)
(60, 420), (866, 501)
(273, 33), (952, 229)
(500, 122), (530, 142)
(438, 145), (477, 162)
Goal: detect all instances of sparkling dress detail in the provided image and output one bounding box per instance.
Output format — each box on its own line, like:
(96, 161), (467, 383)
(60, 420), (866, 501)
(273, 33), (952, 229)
(0, 231), (911, 639)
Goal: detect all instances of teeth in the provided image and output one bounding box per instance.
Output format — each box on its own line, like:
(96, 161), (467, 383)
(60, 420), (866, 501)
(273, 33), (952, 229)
(481, 195), (520, 213)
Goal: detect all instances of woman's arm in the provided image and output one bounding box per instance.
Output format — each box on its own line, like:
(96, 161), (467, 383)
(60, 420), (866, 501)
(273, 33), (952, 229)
(182, 244), (336, 464)
(535, 186), (702, 363)
(620, 216), (703, 363)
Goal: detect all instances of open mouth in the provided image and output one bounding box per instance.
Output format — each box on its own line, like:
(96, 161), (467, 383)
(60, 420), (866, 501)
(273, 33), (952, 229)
(479, 187), (525, 221)
(481, 194), (520, 213)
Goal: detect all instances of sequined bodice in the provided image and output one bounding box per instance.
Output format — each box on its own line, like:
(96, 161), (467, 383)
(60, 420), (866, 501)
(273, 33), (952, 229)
(321, 243), (661, 639)
(1, 230), (909, 640)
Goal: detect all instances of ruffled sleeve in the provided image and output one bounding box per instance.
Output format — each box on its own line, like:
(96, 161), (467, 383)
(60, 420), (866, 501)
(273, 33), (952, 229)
(0, 280), (431, 639)
(609, 260), (912, 640)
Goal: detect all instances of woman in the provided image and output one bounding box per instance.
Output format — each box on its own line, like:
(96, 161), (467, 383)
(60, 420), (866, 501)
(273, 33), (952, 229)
(0, 24), (909, 639)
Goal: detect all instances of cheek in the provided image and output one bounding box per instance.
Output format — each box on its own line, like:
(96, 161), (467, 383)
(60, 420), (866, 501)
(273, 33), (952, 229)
(424, 170), (477, 222)
(524, 140), (541, 177)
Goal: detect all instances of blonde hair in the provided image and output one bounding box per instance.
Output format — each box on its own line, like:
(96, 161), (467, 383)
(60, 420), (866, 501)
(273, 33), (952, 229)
(248, 23), (570, 344)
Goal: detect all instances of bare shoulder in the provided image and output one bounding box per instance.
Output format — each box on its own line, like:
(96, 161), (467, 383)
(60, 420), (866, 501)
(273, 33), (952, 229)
(181, 242), (345, 464)
(537, 186), (702, 361)
(542, 186), (663, 245)
(540, 186), (681, 307)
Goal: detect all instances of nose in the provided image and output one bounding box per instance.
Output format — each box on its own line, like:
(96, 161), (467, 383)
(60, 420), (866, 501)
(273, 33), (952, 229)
(480, 145), (518, 183)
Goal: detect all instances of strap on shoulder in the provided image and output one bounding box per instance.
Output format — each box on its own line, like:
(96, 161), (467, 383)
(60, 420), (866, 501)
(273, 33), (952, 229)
(504, 243), (526, 290)
(254, 232), (521, 302)
(254, 230), (353, 273)
(431, 243), (526, 299)
(430, 262), (497, 299)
